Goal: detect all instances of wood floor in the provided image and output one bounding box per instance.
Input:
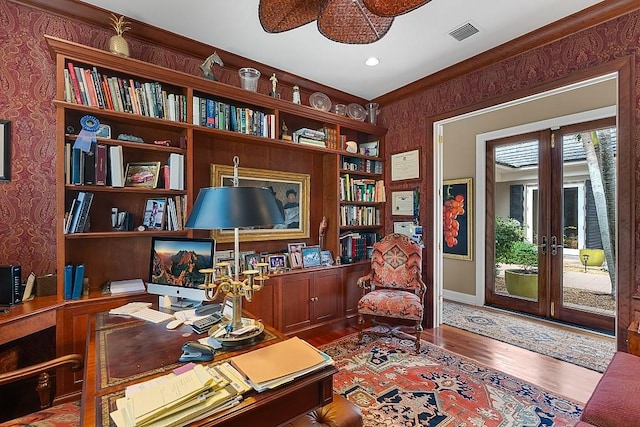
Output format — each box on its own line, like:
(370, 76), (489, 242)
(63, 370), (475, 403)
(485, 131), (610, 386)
(307, 323), (602, 404)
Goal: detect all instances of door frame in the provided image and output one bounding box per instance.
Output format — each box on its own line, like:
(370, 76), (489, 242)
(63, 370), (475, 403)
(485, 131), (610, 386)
(433, 72), (618, 327)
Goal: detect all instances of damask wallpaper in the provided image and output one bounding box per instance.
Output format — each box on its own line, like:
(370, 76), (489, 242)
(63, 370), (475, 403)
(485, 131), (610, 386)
(0, 0), (638, 330)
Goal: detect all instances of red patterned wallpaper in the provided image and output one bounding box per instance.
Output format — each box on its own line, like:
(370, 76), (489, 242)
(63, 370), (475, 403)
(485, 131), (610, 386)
(0, 0), (236, 275)
(0, 1), (638, 313)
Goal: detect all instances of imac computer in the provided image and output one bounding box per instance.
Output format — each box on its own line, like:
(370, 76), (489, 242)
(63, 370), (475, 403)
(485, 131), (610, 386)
(147, 236), (215, 309)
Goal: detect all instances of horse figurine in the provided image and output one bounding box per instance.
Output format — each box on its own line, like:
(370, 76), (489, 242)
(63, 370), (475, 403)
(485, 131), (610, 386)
(200, 51), (224, 81)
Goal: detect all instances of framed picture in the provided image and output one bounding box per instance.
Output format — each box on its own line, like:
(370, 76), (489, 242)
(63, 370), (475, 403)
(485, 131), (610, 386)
(143, 198), (167, 230)
(392, 190), (414, 216)
(443, 178), (473, 261)
(391, 149), (420, 181)
(268, 254), (286, 271)
(211, 163), (310, 243)
(320, 250), (334, 266)
(287, 242), (306, 269)
(244, 253), (261, 271)
(125, 161), (161, 188)
(0, 120), (10, 181)
(301, 245), (321, 268)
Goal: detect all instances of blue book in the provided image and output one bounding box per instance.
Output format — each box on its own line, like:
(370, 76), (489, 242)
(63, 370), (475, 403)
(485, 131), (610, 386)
(72, 264), (85, 300)
(63, 264), (73, 300)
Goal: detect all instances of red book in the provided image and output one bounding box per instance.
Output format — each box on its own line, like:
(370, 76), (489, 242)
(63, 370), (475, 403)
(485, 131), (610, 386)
(66, 62), (83, 105)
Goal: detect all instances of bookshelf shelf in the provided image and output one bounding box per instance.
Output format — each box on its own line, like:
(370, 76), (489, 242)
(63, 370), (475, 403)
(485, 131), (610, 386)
(64, 230), (188, 239)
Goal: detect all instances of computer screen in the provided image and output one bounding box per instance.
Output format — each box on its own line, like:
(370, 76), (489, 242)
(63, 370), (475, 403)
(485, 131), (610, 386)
(147, 236), (215, 308)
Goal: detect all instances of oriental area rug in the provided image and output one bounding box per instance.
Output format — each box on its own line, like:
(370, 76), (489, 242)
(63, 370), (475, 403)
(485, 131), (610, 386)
(442, 300), (615, 372)
(321, 333), (582, 427)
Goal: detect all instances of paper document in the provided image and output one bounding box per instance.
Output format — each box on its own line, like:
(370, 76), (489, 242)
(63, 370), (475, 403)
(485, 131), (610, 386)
(230, 336), (328, 385)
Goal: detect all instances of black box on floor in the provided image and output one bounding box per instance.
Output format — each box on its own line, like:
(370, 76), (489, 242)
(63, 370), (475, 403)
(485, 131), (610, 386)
(0, 265), (22, 306)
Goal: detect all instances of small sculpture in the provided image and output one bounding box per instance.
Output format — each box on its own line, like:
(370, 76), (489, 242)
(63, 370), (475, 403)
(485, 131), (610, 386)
(200, 52), (224, 81)
(109, 14), (131, 57)
(292, 85), (301, 104)
(319, 216), (327, 250)
(269, 73), (279, 98)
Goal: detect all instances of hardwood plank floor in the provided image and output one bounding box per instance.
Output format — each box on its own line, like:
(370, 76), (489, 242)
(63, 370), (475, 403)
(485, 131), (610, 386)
(307, 323), (602, 404)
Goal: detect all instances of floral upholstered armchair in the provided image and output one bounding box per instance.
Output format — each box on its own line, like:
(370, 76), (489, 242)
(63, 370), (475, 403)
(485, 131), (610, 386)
(356, 233), (426, 351)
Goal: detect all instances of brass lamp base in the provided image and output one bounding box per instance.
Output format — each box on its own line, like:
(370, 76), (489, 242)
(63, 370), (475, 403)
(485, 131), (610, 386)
(209, 318), (265, 348)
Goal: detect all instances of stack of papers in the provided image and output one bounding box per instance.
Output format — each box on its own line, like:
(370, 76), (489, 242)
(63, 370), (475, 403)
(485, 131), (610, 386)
(230, 336), (334, 392)
(110, 364), (243, 427)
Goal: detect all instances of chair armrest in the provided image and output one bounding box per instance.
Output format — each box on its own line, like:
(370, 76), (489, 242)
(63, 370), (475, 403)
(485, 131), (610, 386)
(0, 354), (84, 409)
(356, 273), (372, 289)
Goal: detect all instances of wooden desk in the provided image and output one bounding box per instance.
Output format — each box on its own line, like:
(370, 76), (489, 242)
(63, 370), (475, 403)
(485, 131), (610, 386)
(0, 296), (62, 345)
(82, 312), (337, 426)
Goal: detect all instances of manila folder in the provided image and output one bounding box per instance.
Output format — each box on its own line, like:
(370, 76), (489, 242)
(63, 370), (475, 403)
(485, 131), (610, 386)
(230, 337), (325, 384)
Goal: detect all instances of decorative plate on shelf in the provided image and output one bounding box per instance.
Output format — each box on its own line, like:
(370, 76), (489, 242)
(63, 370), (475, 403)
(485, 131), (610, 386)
(309, 92), (331, 112)
(346, 103), (366, 121)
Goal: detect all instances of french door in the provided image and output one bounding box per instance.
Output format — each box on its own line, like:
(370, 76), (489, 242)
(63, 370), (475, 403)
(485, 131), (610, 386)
(485, 118), (616, 333)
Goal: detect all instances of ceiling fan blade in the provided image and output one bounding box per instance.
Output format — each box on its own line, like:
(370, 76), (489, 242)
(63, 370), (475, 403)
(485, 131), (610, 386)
(362, 0), (431, 17)
(318, 0), (393, 44)
(258, 0), (323, 33)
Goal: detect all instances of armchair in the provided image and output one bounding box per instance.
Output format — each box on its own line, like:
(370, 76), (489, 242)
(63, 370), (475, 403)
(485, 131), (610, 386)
(0, 353), (83, 425)
(356, 233), (426, 352)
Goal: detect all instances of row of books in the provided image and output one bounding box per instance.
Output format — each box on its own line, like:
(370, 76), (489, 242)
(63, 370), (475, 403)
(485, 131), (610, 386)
(65, 142), (184, 190)
(63, 263), (85, 300)
(110, 337), (333, 426)
(192, 96), (276, 138)
(64, 191), (94, 234)
(64, 61), (187, 122)
(340, 205), (380, 227)
(340, 176), (385, 203)
(342, 157), (383, 174)
(165, 195), (188, 231)
(339, 232), (379, 261)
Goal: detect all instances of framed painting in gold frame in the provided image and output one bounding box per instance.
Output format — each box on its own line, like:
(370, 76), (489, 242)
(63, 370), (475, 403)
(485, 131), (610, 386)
(210, 164), (310, 243)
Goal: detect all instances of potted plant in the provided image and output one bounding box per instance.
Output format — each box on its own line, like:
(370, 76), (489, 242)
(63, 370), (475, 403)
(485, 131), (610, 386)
(495, 217), (539, 298)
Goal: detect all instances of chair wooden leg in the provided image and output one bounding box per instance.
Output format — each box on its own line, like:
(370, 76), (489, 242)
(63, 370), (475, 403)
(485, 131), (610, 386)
(357, 313), (365, 342)
(415, 322), (423, 352)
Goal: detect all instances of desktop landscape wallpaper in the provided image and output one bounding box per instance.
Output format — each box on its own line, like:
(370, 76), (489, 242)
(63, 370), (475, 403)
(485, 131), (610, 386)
(150, 240), (212, 288)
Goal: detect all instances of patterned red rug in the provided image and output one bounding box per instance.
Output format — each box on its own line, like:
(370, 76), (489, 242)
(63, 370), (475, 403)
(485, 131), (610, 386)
(320, 332), (582, 427)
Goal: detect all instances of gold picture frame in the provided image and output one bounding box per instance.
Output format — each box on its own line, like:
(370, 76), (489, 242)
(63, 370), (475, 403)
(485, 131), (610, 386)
(211, 164), (310, 243)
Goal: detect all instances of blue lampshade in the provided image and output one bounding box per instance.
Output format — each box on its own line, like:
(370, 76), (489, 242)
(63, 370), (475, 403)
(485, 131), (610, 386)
(186, 186), (284, 229)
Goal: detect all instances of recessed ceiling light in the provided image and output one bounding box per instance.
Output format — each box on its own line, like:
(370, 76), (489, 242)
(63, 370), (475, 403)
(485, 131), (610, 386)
(365, 57), (380, 67)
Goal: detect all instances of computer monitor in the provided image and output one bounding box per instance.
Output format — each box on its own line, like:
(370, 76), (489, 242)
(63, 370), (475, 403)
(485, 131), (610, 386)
(147, 236), (215, 309)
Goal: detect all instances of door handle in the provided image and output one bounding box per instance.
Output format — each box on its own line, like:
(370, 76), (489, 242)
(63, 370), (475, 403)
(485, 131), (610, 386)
(550, 235), (562, 256)
(539, 235), (547, 255)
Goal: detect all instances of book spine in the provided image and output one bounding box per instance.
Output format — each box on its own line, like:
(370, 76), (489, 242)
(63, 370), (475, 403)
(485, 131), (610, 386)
(63, 264), (73, 300)
(66, 62), (83, 105)
(72, 264), (85, 300)
(74, 192), (94, 233)
(95, 144), (107, 185)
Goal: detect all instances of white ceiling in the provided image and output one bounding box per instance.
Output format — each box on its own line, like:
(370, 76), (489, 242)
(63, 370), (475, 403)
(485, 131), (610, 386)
(80, 0), (603, 100)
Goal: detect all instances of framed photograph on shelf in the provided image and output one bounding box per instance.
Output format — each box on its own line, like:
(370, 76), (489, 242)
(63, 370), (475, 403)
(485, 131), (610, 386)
(125, 161), (161, 188)
(301, 246), (321, 268)
(320, 250), (334, 266)
(0, 120), (10, 181)
(244, 253), (261, 271)
(287, 242), (306, 269)
(268, 254), (287, 272)
(211, 163), (310, 243)
(142, 198), (167, 230)
(443, 178), (473, 261)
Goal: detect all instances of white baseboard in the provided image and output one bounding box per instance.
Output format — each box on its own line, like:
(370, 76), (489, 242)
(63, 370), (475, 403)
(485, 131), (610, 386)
(443, 289), (483, 306)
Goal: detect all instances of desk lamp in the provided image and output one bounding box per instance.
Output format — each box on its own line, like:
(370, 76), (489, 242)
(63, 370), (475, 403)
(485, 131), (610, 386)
(185, 156), (284, 339)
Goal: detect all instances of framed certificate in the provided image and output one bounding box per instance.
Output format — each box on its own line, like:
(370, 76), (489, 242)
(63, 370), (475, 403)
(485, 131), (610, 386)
(392, 191), (414, 216)
(391, 149), (420, 181)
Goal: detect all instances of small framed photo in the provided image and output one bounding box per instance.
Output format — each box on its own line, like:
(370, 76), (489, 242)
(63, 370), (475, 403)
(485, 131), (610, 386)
(125, 161), (161, 188)
(143, 198), (167, 230)
(268, 254), (286, 272)
(301, 245), (321, 268)
(287, 242), (306, 269)
(320, 250), (334, 266)
(244, 253), (261, 271)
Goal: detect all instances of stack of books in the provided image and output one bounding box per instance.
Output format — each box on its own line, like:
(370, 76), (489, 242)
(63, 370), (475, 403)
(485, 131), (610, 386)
(110, 364), (245, 427)
(292, 128), (327, 147)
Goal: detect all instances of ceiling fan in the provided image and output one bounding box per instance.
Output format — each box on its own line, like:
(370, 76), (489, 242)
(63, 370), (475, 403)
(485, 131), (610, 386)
(258, 0), (431, 44)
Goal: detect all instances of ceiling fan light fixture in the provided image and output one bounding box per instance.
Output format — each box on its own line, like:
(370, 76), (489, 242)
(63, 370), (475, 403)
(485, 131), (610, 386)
(362, 0), (431, 17)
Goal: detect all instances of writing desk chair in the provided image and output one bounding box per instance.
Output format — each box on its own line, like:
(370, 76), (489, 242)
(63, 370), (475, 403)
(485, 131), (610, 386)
(0, 353), (83, 426)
